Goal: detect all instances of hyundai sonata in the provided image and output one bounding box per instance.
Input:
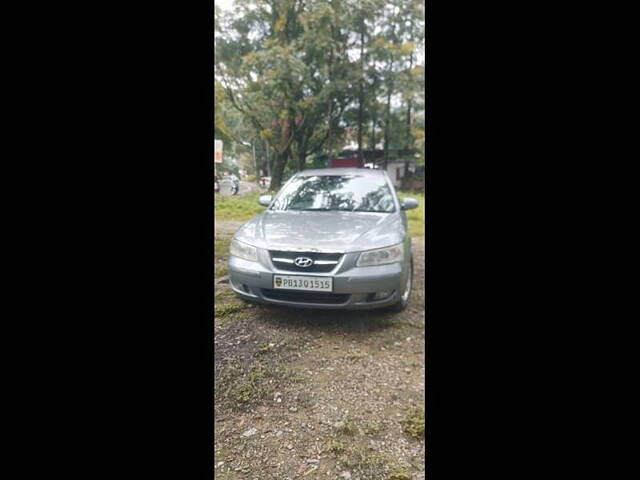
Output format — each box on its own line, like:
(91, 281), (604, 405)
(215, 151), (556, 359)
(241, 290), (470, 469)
(227, 168), (418, 310)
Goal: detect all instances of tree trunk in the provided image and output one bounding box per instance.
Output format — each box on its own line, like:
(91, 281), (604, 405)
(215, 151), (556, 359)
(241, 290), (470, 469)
(406, 99), (412, 147)
(270, 150), (287, 192)
(383, 5), (398, 171)
(357, 24), (365, 165)
(370, 118), (375, 151)
(265, 142), (271, 177)
(326, 45), (334, 160)
(406, 38), (414, 149)
(270, 114), (294, 191)
(298, 140), (306, 171)
(383, 83), (392, 171)
(371, 103), (377, 152)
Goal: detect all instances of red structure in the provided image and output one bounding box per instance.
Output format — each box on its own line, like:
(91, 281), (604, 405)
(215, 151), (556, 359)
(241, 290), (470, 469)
(329, 156), (363, 168)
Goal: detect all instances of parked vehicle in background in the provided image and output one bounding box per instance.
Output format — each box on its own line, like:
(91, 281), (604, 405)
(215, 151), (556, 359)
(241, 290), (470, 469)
(228, 168), (418, 311)
(259, 176), (271, 189)
(218, 174), (239, 196)
(229, 173), (240, 195)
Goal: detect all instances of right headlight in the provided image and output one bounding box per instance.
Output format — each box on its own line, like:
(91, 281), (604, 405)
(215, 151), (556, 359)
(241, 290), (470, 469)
(356, 243), (404, 267)
(230, 238), (258, 262)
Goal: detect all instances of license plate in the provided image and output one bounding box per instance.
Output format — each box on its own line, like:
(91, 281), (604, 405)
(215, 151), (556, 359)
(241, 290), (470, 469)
(273, 275), (333, 292)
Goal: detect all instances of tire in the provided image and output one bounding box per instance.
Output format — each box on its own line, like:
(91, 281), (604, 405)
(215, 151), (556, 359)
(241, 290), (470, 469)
(389, 258), (413, 312)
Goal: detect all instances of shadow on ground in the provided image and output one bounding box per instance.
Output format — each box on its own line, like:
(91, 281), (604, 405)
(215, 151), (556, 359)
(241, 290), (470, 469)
(245, 300), (413, 336)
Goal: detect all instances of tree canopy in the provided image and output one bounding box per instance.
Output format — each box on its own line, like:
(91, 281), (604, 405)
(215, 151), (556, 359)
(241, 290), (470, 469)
(215, 0), (425, 190)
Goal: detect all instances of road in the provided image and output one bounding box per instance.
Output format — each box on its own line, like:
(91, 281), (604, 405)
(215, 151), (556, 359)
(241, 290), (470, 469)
(214, 220), (425, 479)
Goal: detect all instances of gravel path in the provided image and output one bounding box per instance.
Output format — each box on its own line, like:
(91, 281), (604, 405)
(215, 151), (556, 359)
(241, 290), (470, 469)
(215, 220), (425, 479)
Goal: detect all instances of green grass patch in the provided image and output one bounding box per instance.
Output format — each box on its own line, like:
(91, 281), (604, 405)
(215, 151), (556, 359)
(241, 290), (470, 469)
(401, 407), (425, 439)
(233, 362), (267, 404)
(219, 357), (303, 409)
(214, 287), (235, 303)
(296, 390), (313, 407)
(327, 440), (346, 454)
(214, 302), (246, 318)
(336, 419), (358, 436)
(365, 423), (382, 436)
(214, 236), (231, 258)
(214, 192), (266, 222)
(341, 449), (392, 478)
(256, 342), (275, 355)
(398, 191), (424, 238)
(215, 263), (228, 279)
(386, 470), (412, 480)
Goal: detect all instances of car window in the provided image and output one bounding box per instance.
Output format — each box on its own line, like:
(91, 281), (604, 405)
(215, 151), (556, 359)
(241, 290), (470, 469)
(270, 175), (395, 213)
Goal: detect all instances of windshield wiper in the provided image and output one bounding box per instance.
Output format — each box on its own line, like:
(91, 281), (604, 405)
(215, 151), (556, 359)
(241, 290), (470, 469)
(350, 208), (392, 213)
(288, 207), (333, 211)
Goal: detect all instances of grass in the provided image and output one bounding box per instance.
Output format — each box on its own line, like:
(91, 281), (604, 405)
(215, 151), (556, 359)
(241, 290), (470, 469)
(365, 423), (382, 435)
(397, 191), (425, 238)
(214, 302), (247, 318)
(214, 287), (236, 302)
(214, 236), (231, 258)
(214, 317), (307, 411)
(233, 362), (267, 404)
(336, 419), (358, 436)
(214, 230), (242, 322)
(327, 440), (345, 454)
(215, 263), (228, 279)
(341, 448), (392, 478)
(401, 407), (425, 439)
(215, 192), (266, 222)
(386, 470), (412, 480)
(296, 390), (313, 407)
(217, 357), (267, 407)
(327, 441), (412, 480)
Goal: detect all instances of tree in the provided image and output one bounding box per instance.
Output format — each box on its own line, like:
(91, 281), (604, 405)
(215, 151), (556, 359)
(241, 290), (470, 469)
(214, 0), (425, 183)
(217, 1), (363, 188)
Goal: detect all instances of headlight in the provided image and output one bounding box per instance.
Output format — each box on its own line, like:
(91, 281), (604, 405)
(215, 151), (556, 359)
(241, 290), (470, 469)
(356, 243), (404, 267)
(230, 239), (258, 262)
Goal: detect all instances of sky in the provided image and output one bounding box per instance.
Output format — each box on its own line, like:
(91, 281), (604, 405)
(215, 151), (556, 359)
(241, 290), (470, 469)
(216, 0), (233, 11)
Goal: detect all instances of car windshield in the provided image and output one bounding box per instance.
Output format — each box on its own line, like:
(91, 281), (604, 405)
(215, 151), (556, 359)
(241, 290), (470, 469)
(270, 175), (395, 213)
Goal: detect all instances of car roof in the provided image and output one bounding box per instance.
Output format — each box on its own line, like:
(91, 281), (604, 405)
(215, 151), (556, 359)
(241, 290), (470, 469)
(294, 168), (385, 177)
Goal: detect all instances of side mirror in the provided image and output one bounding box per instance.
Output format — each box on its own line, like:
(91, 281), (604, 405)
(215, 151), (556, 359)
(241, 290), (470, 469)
(258, 195), (273, 207)
(401, 198), (419, 210)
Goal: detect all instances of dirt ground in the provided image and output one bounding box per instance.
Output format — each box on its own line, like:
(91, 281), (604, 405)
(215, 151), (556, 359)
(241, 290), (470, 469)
(214, 220), (426, 480)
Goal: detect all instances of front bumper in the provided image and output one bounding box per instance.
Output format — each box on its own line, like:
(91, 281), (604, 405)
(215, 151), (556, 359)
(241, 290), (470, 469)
(227, 251), (406, 310)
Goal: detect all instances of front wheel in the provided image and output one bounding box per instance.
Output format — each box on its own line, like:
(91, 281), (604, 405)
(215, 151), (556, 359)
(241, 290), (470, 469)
(389, 259), (413, 312)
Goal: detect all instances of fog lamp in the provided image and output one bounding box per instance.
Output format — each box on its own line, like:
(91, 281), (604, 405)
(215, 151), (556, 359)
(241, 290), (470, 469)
(373, 290), (393, 300)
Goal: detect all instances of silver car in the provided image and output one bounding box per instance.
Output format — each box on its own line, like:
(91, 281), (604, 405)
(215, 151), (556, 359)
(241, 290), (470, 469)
(227, 168), (418, 311)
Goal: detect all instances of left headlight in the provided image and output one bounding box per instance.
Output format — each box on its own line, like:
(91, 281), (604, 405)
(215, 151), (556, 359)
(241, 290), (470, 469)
(356, 243), (404, 267)
(230, 239), (258, 262)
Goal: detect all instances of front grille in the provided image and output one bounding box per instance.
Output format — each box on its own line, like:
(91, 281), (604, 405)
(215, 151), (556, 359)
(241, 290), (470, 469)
(269, 250), (343, 273)
(261, 288), (350, 305)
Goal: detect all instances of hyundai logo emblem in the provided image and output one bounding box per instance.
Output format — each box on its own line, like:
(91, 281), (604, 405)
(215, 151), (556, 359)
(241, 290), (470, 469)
(294, 257), (314, 268)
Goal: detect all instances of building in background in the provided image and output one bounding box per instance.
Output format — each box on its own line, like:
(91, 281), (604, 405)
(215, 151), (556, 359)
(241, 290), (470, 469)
(313, 148), (421, 189)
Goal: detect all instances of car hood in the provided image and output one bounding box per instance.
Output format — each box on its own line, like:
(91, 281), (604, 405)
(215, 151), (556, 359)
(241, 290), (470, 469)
(233, 210), (404, 253)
